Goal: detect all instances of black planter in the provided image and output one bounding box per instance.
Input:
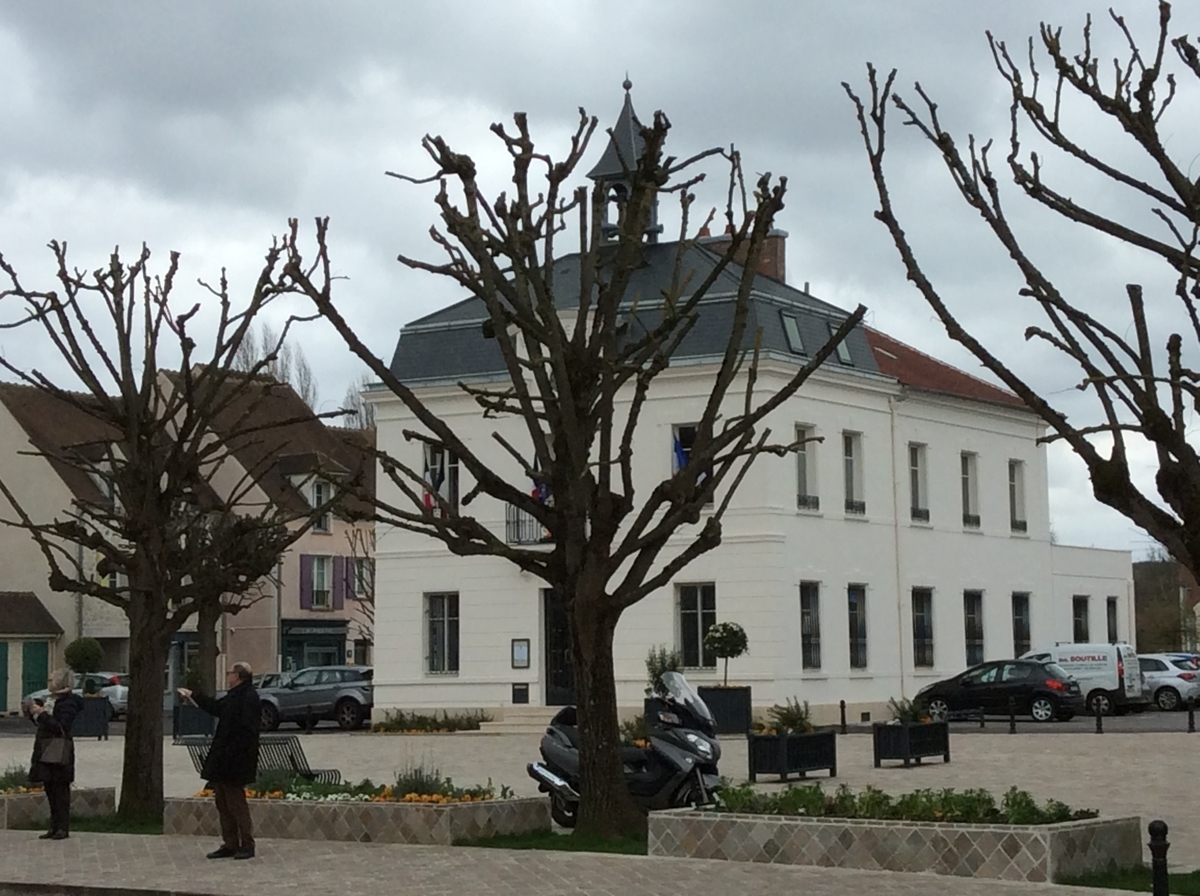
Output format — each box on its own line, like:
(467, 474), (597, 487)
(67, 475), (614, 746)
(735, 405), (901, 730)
(73, 697), (111, 740)
(173, 702), (216, 740)
(696, 685), (752, 735)
(872, 720), (950, 768)
(747, 728), (837, 782)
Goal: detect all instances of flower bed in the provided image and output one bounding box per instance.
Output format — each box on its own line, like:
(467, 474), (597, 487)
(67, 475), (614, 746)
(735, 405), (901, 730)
(1, 788), (116, 830)
(648, 784), (1139, 881)
(370, 708), (491, 733)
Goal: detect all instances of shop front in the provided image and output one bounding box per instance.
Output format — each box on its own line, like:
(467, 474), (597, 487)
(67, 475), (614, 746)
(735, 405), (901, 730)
(281, 619), (347, 672)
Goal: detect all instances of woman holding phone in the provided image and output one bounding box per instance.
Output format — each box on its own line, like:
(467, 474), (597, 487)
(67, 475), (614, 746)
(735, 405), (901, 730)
(28, 668), (83, 840)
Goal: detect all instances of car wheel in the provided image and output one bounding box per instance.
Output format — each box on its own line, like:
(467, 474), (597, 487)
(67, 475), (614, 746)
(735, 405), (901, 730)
(926, 698), (949, 721)
(335, 699), (363, 731)
(550, 793), (577, 829)
(1030, 697), (1055, 723)
(1156, 687), (1181, 712)
(260, 703), (280, 732)
(1087, 691), (1113, 716)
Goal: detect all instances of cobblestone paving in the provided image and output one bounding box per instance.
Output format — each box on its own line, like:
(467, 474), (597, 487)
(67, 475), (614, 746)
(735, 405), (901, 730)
(0, 831), (1133, 896)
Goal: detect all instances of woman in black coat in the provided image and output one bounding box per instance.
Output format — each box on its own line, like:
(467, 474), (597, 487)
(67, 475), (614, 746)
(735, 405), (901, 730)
(28, 668), (84, 840)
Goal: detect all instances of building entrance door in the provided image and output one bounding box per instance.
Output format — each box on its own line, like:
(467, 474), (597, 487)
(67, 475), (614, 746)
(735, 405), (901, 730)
(543, 589), (574, 706)
(21, 641), (48, 697)
(0, 643), (7, 712)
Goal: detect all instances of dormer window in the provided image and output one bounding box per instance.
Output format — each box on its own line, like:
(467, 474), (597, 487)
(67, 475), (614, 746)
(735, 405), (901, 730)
(829, 321), (854, 365)
(311, 480), (331, 532)
(781, 313), (806, 355)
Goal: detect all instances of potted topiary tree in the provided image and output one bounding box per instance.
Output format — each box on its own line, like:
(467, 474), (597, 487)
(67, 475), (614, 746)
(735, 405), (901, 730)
(64, 637), (110, 739)
(696, 622), (752, 735)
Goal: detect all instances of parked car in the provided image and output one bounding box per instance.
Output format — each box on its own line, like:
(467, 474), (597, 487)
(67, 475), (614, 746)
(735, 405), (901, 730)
(1020, 642), (1149, 715)
(915, 659), (1083, 723)
(252, 672), (284, 690)
(257, 665), (373, 731)
(24, 671), (129, 718)
(1138, 654), (1200, 711)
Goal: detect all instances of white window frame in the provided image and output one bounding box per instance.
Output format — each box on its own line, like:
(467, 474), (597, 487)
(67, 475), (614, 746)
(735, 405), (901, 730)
(843, 431), (865, 515)
(828, 320), (854, 365)
(960, 451), (979, 528)
(796, 424), (818, 510)
(800, 581), (821, 669)
(848, 583), (868, 669)
(352, 557), (373, 598)
(672, 423), (713, 507)
(311, 555), (332, 609)
(311, 479), (331, 532)
(781, 313), (807, 355)
(422, 445), (460, 514)
(425, 591), (460, 674)
(1008, 460), (1027, 532)
(909, 443), (928, 521)
(677, 582), (717, 669)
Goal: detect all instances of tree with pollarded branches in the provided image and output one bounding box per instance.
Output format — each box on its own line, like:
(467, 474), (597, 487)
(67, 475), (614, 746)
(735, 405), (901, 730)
(0, 233), (350, 820)
(844, 1), (1200, 581)
(285, 93), (865, 838)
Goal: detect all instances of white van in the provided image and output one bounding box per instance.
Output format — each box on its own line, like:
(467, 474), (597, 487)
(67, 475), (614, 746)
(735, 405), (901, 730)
(1020, 643), (1148, 715)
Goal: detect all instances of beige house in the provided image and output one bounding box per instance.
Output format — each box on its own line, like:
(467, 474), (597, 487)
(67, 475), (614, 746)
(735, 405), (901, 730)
(0, 379), (374, 713)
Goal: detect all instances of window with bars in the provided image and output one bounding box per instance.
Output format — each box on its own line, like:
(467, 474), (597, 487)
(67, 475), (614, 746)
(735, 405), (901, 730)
(311, 555), (331, 609)
(1107, 596), (1119, 643)
(1008, 460), (1027, 532)
(843, 432), (865, 515)
(909, 443), (929, 522)
(679, 583), (716, 668)
(1073, 596), (1090, 643)
(311, 480), (331, 532)
(1012, 592), (1031, 656)
(961, 452), (980, 528)
(426, 592), (460, 673)
(796, 425), (819, 510)
(964, 590), (985, 666)
(848, 584), (868, 669)
(911, 587), (934, 668)
(800, 581), (821, 669)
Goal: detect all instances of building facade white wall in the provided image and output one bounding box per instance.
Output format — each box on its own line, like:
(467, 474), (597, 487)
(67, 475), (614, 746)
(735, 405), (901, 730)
(370, 360), (1133, 721)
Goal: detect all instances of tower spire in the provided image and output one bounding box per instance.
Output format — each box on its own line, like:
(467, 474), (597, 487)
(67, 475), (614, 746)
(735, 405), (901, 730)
(587, 78), (662, 243)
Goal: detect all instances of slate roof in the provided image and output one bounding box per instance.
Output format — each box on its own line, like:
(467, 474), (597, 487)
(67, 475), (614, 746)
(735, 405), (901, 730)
(0, 592), (64, 635)
(865, 328), (1025, 409)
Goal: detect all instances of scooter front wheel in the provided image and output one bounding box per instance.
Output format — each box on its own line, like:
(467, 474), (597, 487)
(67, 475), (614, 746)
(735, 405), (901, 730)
(551, 792), (578, 828)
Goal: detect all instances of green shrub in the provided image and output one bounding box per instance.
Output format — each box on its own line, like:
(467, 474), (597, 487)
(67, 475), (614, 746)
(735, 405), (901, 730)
(251, 768), (303, 795)
(645, 645), (682, 697)
(620, 714), (648, 744)
(0, 765), (32, 792)
(888, 697), (927, 724)
(703, 622), (748, 685)
(64, 637), (104, 674)
(371, 708), (492, 732)
(766, 697), (813, 733)
(713, 783), (1096, 825)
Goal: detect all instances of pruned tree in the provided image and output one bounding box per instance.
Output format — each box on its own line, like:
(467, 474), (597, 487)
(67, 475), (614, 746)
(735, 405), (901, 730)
(342, 373), (377, 429)
(343, 525), (375, 657)
(0, 235), (346, 819)
(845, 1), (1200, 578)
(287, 99), (863, 837)
(233, 320), (319, 410)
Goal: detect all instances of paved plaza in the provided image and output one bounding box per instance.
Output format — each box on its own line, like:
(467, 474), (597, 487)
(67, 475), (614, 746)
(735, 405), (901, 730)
(0, 727), (1193, 893)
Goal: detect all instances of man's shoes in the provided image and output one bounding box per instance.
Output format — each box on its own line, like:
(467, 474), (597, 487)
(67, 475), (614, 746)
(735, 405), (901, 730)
(206, 846), (236, 859)
(233, 848), (255, 860)
(37, 831), (54, 840)
(49, 831), (69, 840)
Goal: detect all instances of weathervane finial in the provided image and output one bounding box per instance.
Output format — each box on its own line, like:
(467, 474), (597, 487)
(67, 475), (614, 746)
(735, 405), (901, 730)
(623, 73), (632, 93)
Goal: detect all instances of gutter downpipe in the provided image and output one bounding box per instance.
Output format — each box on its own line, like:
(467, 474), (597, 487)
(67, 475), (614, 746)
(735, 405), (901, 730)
(889, 392), (907, 699)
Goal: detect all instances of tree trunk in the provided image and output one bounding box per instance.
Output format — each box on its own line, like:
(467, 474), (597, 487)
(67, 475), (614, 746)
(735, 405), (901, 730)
(195, 598), (222, 696)
(570, 595), (645, 839)
(118, 594), (171, 821)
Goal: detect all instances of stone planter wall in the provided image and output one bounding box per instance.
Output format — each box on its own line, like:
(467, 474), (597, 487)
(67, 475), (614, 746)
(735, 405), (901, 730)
(648, 808), (1142, 882)
(0, 788), (116, 829)
(164, 796), (549, 845)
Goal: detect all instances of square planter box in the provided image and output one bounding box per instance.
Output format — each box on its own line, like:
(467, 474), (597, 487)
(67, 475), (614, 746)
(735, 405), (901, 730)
(696, 686), (752, 735)
(164, 795), (550, 845)
(872, 720), (949, 768)
(647, 808), (1143, 882)
(0, 787), (116, 830)
(73, 697), (112, 740)
(747, 728), (837, 782)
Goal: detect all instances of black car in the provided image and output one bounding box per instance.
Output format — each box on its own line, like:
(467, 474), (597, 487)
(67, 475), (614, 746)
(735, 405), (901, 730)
(914, 659), (1084, 723)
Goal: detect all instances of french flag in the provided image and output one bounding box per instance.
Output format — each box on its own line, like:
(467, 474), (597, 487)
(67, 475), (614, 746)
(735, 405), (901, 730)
(424, 463), (444, 510)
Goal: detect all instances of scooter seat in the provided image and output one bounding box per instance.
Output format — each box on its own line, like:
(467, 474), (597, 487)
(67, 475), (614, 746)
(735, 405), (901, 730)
(620, 745), (651, 766)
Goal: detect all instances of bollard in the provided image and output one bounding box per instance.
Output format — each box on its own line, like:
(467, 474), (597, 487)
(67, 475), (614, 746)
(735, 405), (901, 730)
(1093, 698), (1103, 734)
(978, 706), (985, 729)
(305, 704), (314, 734)
(1008, 696), (1016, 734)
(1189, 696), (1196, 734)
(839, 699), (847, 735)
(1148, 820), (1169, 896)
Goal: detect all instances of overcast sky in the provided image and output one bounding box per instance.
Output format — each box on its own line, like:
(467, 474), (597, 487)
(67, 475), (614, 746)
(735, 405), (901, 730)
(1, 1), (1195, 558)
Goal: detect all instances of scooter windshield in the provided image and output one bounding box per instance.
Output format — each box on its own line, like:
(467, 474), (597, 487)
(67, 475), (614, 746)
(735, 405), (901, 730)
(660, 671), (714, 725)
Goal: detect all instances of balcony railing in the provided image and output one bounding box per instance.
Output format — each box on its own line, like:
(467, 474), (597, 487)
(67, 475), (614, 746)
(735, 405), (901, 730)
(1010, 518), (1028, 533)
(962, 513), (981, 528)
(845, 499), (867, 515)
(505, 504), (551, 545)
(797, 494), (820, 511)
(911, 507), (930, 523)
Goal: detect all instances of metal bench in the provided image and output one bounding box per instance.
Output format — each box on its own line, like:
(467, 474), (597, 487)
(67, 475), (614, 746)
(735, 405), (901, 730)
(175, 734), (341, 785)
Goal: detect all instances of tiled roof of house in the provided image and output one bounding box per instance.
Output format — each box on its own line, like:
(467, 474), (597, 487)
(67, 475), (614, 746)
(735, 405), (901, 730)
(865, 328), (1026, 409)
(0, 592), (64, 635)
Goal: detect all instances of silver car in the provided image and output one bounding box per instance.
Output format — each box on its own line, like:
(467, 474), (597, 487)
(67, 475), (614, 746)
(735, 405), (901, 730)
(257, 665), (373, 731)
(1138, 654), (1200, 711)
(24, 671), (129, 718)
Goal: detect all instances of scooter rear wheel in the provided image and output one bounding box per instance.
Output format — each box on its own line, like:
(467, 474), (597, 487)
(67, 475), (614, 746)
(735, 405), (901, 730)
(551, 793), (578, 828)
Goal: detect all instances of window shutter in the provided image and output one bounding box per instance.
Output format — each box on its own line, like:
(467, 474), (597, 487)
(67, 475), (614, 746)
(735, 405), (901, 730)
(299, 554), (313, 610)
(332, 556), (346, 610)
(345, 558), (356, 599)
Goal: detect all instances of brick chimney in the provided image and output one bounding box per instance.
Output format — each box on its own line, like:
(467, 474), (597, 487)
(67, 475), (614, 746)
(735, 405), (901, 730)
(698, 226), (787, 283)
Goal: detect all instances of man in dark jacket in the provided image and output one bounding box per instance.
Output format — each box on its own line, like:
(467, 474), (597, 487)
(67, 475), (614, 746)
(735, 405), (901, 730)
(178, 661), (260, 860)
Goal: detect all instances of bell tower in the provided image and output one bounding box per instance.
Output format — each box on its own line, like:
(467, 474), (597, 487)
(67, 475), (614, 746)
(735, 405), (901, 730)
(586, 79), (662, 243)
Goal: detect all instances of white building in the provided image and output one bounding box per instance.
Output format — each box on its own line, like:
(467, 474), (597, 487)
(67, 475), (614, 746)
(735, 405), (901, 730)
(370, 92), (1132, 723)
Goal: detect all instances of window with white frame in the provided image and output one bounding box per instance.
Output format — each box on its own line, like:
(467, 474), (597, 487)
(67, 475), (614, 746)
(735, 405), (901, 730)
(426, 592), (459, 673)
(800, 581), (821, 669)
(352, 557), (374, 598)
(311, 480), (331, 532)
(1107, 596), (1119, 642)
(909, 443), (929, 522)
(963, 590), (984, 666)
(912, 587), (934, 667)
(422, 445), (460, 515)
(1009, 460), (1027, 532)
(311, 555), (331, 609)
(1012, 592), (1032, 656)
(1073, 595), (1090, 642)
(848, 584), (868, 668)
(843, 432), (865, 515)
(672, 423), (713, 505)
(796, 425), (818, 510)
(828, 320), (854, 365)
(781, 312), (806, 355)
(960, 452), (980, 528)
(678, 583), (716, 668)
